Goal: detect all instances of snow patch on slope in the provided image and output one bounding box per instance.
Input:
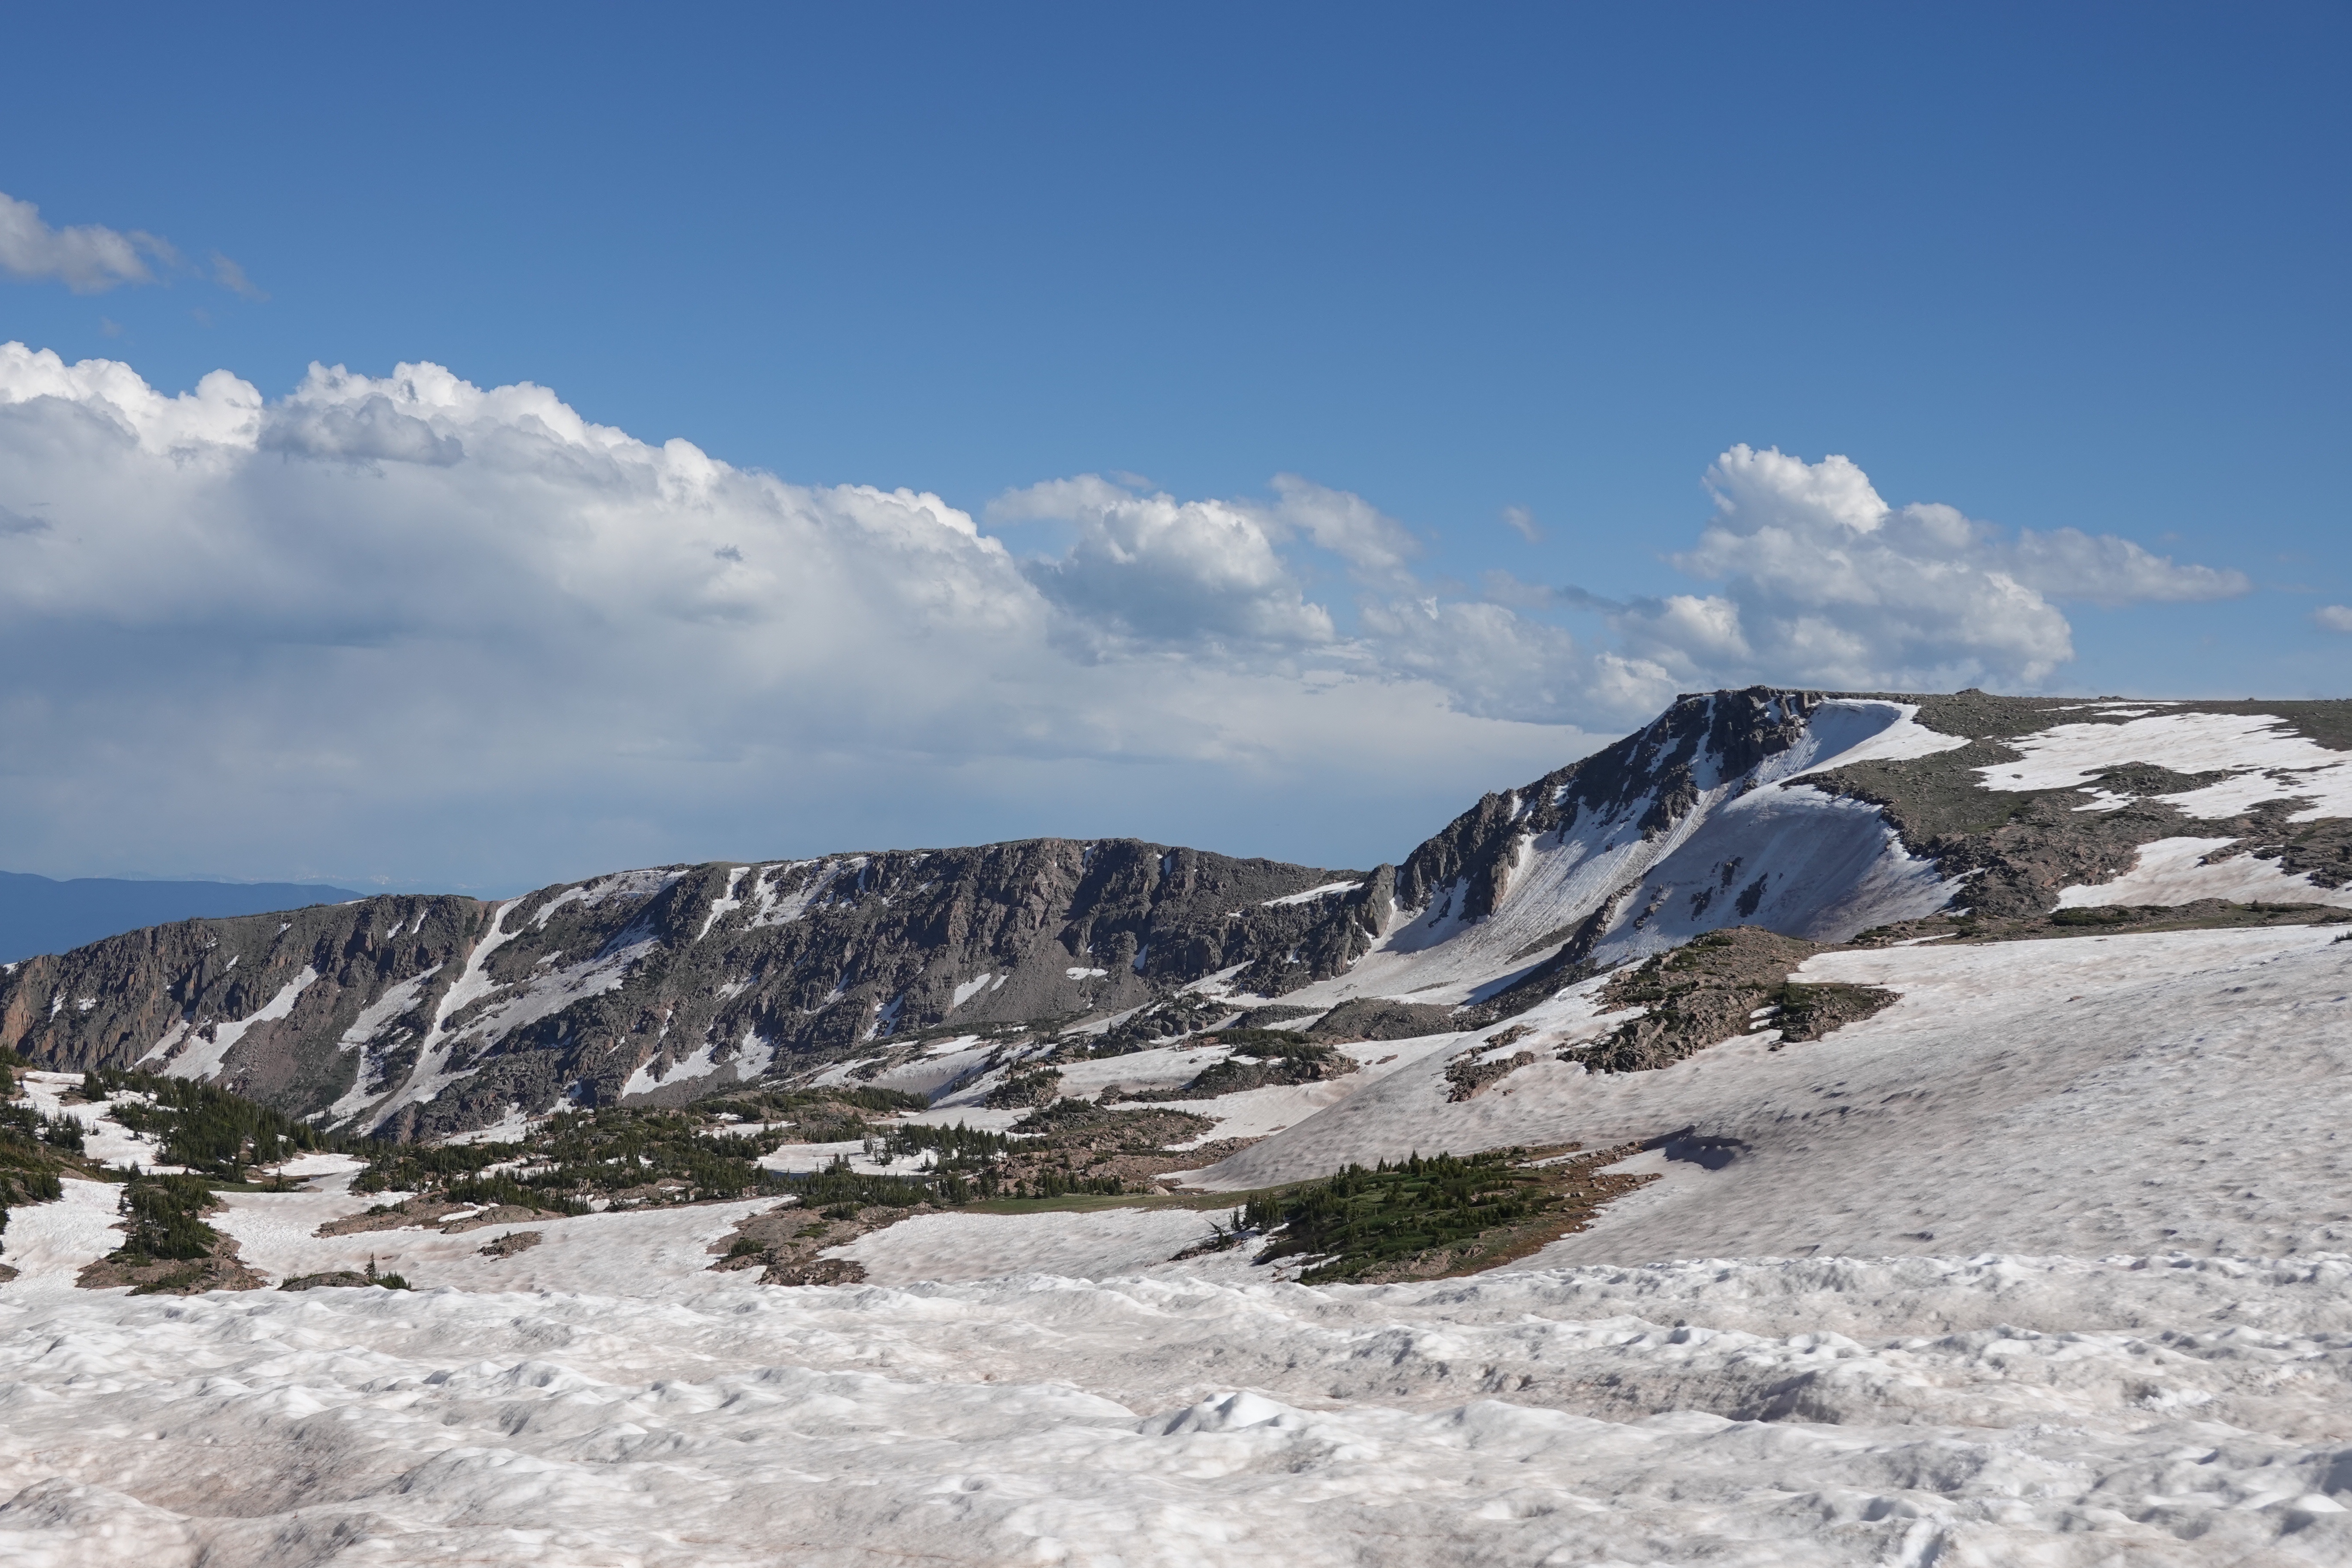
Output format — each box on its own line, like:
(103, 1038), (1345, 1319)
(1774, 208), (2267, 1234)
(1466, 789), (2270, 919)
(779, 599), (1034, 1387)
(1281, 698), (1959, 1008)
(1981, 710), (2352, 820)
(1260, 880), (1365, 906)
(696, 866), (749, 940)
(2056, 836), (2352, 910)
(362, 901), (523, 1130)
(142, 966), (321, 1081)
(1200, 923), (2352, 1268)
(750, 858), (868, 927)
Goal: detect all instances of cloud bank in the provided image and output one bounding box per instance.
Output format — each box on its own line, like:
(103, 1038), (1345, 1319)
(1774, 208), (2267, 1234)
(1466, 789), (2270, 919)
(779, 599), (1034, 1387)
(0, 345), (2247, 885)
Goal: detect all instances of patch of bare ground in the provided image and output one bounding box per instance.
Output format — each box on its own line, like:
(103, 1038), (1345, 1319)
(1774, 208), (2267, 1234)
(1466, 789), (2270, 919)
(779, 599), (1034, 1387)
(1854, 899), (2352, 949)
(316, 1198), (467, 1237)
(1446, 1026), (1535, 1102)
(77, 1243), (264, 1295)
(1219, 1143), (1660, 1285)
(707, 1107), (1271, 1284)
(477, 1229), (542, 1257)
(1111, 1033), (1358, 1100)
(280, 1271), (373, 1290)
(1568, 927), (1898, 1074)
(316, 1197), (575, 1237)
(76, 1175), (268, 1294)
(708, 1200), (929, 1286)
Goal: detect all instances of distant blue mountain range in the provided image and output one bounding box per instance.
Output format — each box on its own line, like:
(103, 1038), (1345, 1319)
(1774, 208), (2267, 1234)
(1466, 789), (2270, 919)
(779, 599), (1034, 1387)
(0, 872), (364, 966)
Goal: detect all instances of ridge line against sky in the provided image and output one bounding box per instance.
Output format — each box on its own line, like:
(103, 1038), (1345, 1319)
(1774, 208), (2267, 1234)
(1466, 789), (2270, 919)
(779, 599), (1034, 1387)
(0, 5), (2344, 889)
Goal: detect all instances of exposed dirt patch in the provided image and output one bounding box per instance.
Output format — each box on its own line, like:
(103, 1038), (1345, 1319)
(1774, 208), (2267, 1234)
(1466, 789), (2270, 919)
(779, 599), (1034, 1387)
(442, 1203), (563, 1234)
(1445, 1029), (1537, 1102)
(1771, 981), (1900, 1044)
(710, 1199), (925, 1286)
(315, 1198), (469, 1237)
(477, 1229), (542, 1258)
(989, 1101), (1246, 1188)
(1566, 927), (1896, 1073)
(983, 1068), (1063, 1109)
(1008, 1101), (1217, 1148)
(77, 1243), (264, 1295)
(1307, 998), (1461, 1043)
(279, 1270), (377, 1290)
(1857, 900), (2352, 949)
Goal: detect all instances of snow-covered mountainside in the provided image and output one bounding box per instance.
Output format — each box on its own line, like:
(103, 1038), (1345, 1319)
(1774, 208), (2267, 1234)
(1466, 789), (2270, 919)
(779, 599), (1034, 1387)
(3, 686), (2349, 1140)
(0, 843), (1379, 1138)
(10, 686), (2352, 1565)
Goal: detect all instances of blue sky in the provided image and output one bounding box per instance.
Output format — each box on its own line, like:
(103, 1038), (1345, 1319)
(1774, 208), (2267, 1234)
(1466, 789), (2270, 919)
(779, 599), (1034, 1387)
(0, 3), (2345, 891)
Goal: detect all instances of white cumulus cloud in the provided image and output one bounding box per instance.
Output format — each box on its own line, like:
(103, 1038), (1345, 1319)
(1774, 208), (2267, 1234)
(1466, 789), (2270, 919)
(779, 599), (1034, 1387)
(2316, 605), (2352, 634)
(0, 349), (2257, 887)
(1611, 444), (2250, 691)
(0, 346), (1584, 885)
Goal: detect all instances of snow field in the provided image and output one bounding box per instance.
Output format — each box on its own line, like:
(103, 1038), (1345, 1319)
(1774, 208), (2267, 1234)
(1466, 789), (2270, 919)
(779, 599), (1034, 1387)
(1199, 924), (2352, 1268)
(833, 1205), (1272, 1286)
(14, 1072), (186, 1173)
(1982, 710), (2352, 820)
(8, 1255), (2352, 1564)
(2055, 835), (2352, 909)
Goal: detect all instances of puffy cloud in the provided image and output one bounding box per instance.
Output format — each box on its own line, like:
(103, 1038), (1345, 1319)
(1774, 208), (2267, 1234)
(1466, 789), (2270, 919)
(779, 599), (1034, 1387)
(0, 190), (262, 300)
(1500, 505), (1542, 545)
(0, 190), (175, 293)
(992, 476), (1334, 650)
(2316, 605), (2352, 634)
(0, 349), (2256, 887)
(1260, 474), (1421, 585)
(1614, 444), (2250, 691)
(1358, 599), (1585, 723)
(0, 346), (1584, 885)
(2000, 526), (2248, 606)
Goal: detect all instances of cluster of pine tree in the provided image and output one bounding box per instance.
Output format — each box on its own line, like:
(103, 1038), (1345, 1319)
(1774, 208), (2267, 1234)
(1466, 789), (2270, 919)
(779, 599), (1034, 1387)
(1, 1053), (69, 1262)
(1243, 1150), (1554, 1283)
(82, 1066), (340, 1179)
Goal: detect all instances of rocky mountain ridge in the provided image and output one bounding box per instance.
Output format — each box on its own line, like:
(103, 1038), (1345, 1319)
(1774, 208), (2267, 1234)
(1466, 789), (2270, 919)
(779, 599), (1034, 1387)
(5, 685), (2347, 1139)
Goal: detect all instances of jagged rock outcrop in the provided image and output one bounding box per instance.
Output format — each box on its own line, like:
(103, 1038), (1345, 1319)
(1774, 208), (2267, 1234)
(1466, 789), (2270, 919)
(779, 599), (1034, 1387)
(0, 841), (1383, 1138)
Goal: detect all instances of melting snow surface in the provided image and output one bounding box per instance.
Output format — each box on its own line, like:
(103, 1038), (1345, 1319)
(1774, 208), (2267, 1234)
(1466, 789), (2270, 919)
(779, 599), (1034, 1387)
(1259, 880), (1366, 906)
(12, 919), (2352, 1562)
(2055, 836), (2352, 909)
(1202, 924), (2352, 1267)
(1980, 710), (2352, 820)
(9, 1253), (2352, 1564)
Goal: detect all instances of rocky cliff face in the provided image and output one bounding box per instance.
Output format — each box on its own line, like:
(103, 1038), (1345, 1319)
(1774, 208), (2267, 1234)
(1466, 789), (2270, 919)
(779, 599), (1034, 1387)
(0, 842), (1381, 1139)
